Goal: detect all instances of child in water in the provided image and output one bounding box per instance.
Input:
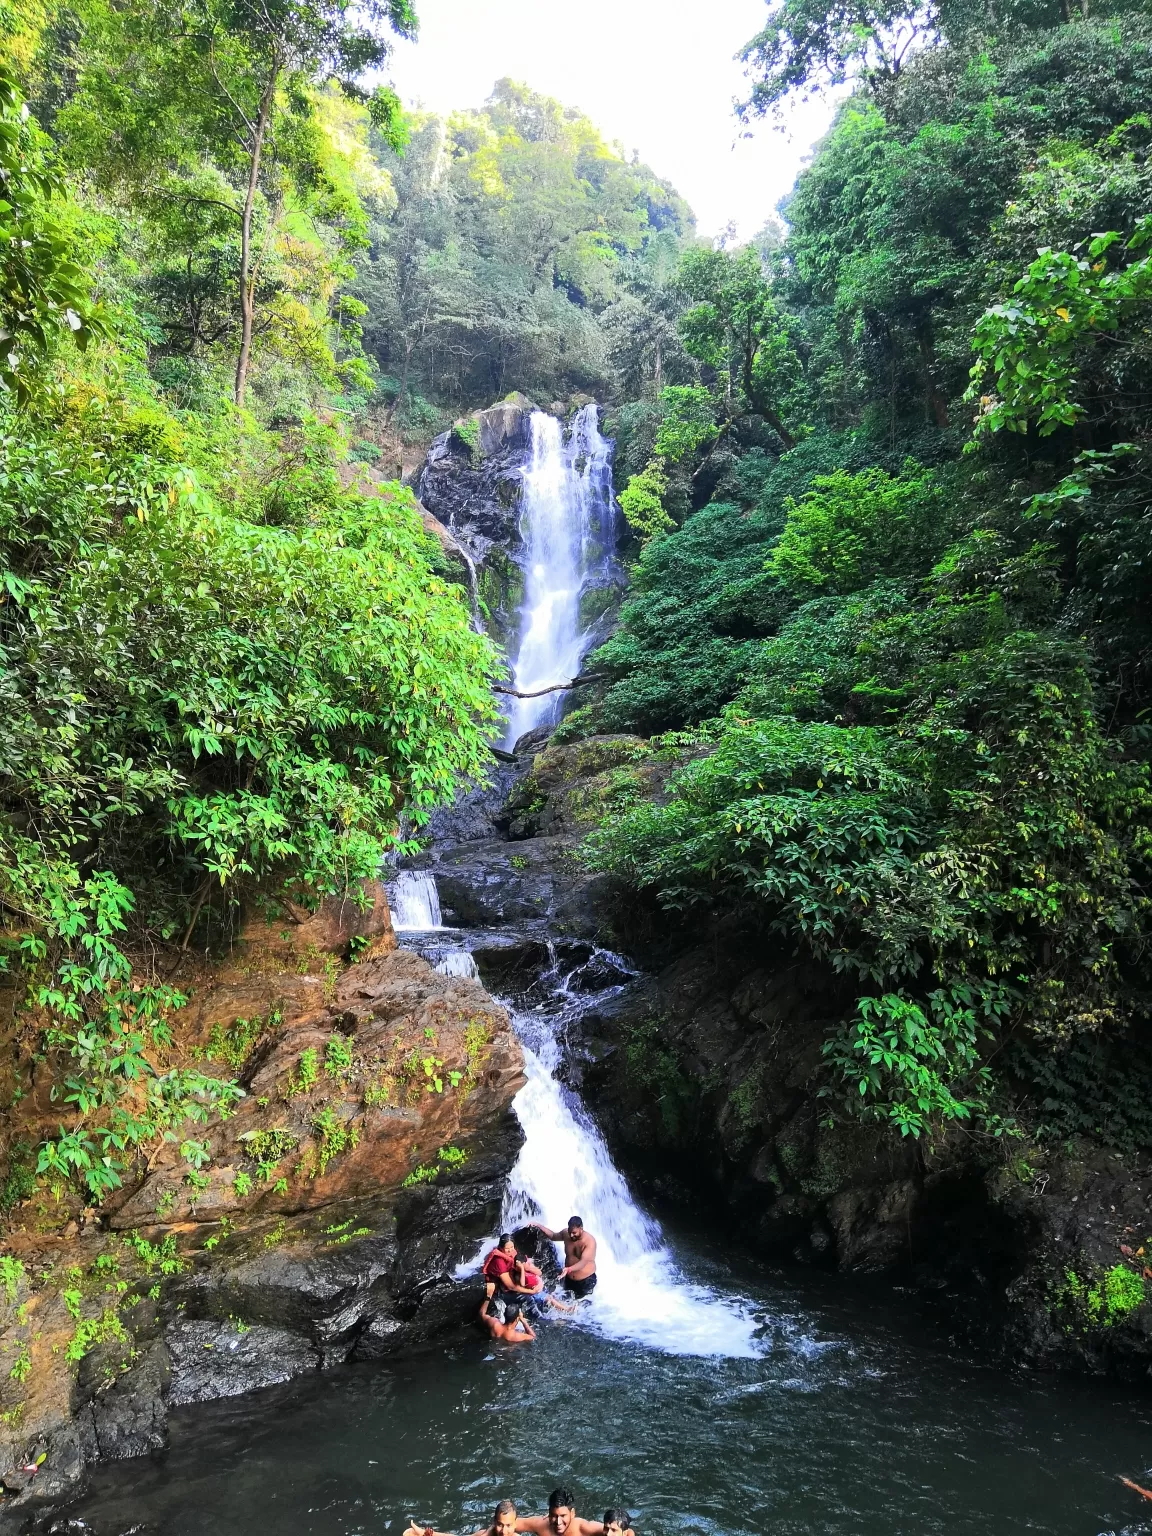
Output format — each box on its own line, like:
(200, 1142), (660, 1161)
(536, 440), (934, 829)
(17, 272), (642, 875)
(603, 1510), (635, 1536)
(515, 1252), (544, 1294)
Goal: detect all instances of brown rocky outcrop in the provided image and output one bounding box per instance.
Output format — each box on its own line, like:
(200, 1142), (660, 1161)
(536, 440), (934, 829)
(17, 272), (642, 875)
(0, 882), (524, 1524)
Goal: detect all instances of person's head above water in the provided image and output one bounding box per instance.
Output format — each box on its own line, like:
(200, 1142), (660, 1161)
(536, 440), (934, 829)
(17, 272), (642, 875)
(498, 1233), (516, 1253)
(504, 1302), (522, 1322)
(603, 1510), (631, 1536)
(566, 1217), (583, 1236)
(492, 1500), (517, 1536)
(548, 1489), (576, 1534)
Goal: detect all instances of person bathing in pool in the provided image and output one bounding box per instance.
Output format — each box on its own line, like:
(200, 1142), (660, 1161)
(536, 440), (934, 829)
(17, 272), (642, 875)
(514, 1250), (574, 1316)
(478, 1297), (535, 1344)
(405, 1497), (520, 1536)
(527, 1217), (597, 1298)
(515, 1487), (605, 1536)
(602, 1510), (635, 1536)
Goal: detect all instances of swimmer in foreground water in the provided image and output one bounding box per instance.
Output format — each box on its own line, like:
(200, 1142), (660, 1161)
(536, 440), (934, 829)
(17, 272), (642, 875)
(405, 1498), (519, 1536)
(602, 1509), (635, 1536)
(515, 1487), (605, 1536)
(478, 1297), (536, 1345)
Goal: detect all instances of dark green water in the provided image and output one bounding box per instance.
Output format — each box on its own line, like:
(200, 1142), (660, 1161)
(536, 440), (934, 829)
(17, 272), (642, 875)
(66, 1241), (1152, 1536)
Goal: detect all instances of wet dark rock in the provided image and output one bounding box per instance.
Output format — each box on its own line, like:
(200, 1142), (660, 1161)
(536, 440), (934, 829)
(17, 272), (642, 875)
(167, 1320), (318, 1405)
(416, 397), (538, 647)
(76, 1340), (169, 1462)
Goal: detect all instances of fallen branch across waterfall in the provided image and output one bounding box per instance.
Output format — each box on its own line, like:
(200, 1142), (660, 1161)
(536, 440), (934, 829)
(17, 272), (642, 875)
(492, 673), (606, 699)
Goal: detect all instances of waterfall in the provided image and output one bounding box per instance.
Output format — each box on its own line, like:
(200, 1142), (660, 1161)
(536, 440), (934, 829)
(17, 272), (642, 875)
(500, 1006), (763, 1360)
(502, 405), (615, 749)
(389, 870), (442, 931)
(435, 949), (478, 979)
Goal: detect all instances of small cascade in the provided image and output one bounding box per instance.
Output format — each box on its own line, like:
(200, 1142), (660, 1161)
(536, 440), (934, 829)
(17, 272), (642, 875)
(501, 1002), (763, 1359)
(502, 405), (616, 748)
(435, 950), (479, 979)
(388, 870), (442, 931)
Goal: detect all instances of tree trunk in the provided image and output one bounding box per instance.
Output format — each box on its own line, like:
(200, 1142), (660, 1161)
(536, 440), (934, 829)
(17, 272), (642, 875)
(917, 325), (950, 429)
(653, 332), (662, 393)
(234, 62), (279, 409)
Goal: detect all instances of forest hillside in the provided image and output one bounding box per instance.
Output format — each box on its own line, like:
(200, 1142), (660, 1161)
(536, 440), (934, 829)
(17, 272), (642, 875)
(0, 0), (1151, 1249)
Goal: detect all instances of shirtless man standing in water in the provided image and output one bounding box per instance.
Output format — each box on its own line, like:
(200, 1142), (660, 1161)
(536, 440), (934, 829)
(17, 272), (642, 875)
(516, 1488), (605, 1536)
(528, 1216), (597, 1298)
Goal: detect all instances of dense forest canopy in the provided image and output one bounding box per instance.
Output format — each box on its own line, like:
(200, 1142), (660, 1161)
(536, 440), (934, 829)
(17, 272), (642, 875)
(1, 0), (1151, 1204)
(582, 0), (1152, 1148)
(355, 79), (694, 414)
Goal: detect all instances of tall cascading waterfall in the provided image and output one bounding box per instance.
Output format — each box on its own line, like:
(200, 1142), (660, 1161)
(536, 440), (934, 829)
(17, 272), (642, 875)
(501, 405), (615, 749)
(409, 401), (761, 1358)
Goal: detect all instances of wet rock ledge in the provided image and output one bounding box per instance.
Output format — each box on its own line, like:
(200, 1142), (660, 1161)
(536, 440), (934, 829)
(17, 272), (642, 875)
(0, 888), (524, 1527)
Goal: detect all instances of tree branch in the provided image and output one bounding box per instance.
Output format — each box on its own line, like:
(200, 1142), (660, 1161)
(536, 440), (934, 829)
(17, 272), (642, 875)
(492, 674), (605, 700)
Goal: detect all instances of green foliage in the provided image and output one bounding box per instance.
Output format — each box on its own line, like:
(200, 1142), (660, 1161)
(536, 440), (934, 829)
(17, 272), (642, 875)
(283, 1047), (319, 1098)
(402, 1143), (467, 1186)
(1058, 1263), (1147, 1331)
(0, 1254), (24, 1303)
(239, 1127), (298, 1180)
(676, 244), (803, 448)
(618, 457), (674, 545)
(591, 6), (1152, 1150)
(63, 1301), (126, 1364)
(196, 1013), (278, 1070)
(324, 1030), (354, 1078)
(59, 0), (416, 406)
(451, 417), (482, 462)
(0, 69), (100, 400)
(301, 1105), (359, 1178)
(769, 464), (947, 593)
(0, 1142), (35, 1212)
(124, 1230), (183, 1276)
(355, 80), (694, 410)
(0, 252), (495, 1194)
(591, 498), (790, 732)
(652, 386), (717, 463)
(823, 990), (1000, 1137)
(589, 640), (1149, 1129)
(969, 219), (1152, 436)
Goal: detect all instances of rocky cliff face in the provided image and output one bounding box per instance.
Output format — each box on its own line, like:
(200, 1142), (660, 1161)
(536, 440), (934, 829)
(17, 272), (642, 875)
(416, 394), (537, 650)
(0, 888), (524, 1524)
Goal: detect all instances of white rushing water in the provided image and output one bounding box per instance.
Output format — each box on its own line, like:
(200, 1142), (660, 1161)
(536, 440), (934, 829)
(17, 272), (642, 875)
(389, 870), (442, 931)
(501, 1008), (764, 1360)
(502, 405), (615, 749)
(435, 949), (478, 979)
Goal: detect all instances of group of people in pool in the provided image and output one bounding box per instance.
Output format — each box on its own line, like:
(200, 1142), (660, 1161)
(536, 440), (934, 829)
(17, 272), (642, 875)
(407, 1488), (634, 1536)
(478, 1217), (598, 1344)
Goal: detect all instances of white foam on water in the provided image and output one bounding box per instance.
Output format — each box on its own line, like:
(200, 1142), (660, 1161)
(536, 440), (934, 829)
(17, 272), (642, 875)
(501, 1022), (764, 1360)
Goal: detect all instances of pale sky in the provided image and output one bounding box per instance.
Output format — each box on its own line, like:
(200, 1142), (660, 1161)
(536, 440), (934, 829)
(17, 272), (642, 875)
(387, 0), (838, 241)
